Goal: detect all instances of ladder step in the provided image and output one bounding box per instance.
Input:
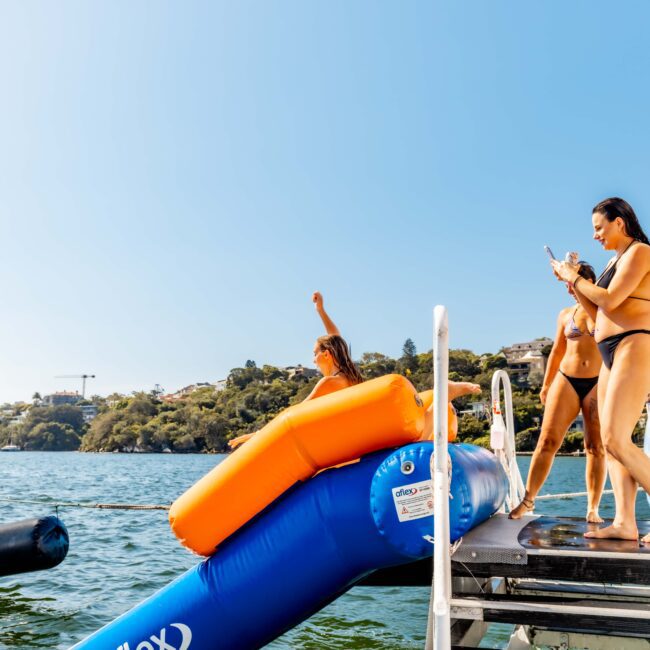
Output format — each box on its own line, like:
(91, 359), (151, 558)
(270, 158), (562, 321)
(450, 596), (650, 639)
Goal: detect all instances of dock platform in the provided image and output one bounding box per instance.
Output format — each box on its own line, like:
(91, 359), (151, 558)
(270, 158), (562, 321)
(361, 514), (650, 648)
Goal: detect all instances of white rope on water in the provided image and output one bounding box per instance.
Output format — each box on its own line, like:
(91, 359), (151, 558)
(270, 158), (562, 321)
(0, 488), (638, 513)
(0, 497), (170, 510)
(536, 486), (643, 501)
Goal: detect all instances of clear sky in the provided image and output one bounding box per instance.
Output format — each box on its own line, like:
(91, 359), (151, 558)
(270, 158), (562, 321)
(1, 1), (649, 403)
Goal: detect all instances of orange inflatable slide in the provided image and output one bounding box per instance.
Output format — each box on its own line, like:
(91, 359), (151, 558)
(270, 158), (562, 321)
(169, 374), (457, 556)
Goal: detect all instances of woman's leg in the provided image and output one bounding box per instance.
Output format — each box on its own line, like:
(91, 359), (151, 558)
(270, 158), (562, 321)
(448, 381), (481, 400)
(585, 333), (650, 540)
(581, 384), (605, 523)
(509, 372), (580, 519)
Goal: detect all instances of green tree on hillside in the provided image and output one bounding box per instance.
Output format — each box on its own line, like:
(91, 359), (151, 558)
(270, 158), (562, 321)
(25, 422), (81, 451)
(449, 350), (481, 379)
(25, 405), (85, 434)
(399, 338), (418, 374)
(482, 354), (507, 371)
(77, 343), (553, 453)
(358, 353), (397, 379)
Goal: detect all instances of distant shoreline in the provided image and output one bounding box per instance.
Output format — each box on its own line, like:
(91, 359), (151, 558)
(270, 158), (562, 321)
(5, 449), (590, 457)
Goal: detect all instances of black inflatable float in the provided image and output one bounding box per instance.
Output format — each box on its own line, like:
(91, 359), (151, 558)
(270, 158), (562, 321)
(0, 515), (69, 577)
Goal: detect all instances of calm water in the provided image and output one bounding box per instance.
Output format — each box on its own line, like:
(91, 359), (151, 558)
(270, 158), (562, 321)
(0, 452), (648, 650)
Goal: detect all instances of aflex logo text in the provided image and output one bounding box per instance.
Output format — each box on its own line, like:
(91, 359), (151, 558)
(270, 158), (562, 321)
(394, 487), (418, 497)
(117, 623), (192, 650)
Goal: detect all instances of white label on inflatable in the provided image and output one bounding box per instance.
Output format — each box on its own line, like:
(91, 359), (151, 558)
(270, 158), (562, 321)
(392, 479), (434, 522)
(118, 622), (192, 650)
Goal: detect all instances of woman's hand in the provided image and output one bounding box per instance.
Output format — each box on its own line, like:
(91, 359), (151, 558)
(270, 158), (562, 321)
(313, 291), (341, 335)
(551, 259), (580, 284)
(540, 385), (549, 405)
(228, 432), (254, 450)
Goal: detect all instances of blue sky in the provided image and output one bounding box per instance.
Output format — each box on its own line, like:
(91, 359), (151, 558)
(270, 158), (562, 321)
(1, 1), (649, 402)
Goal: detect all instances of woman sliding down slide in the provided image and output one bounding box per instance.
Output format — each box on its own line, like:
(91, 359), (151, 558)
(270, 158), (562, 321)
(311, 292), (481, 437)
(228, 293), (364, 449)
(228, 293), (480, 450)
(312, 291), (481, 404)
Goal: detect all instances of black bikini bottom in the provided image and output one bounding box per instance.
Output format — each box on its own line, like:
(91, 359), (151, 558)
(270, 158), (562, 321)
(559, 371), (598, 401)
(597, 329), (650, 370)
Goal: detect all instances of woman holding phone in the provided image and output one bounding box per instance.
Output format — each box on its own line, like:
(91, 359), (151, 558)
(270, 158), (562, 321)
(510, 261), (605, 522)
(552, 197), (650, 541)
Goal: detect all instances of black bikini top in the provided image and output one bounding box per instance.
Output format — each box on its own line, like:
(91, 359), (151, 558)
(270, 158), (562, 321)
(596, 240), (633, 289)
(596, 240), (650, 300)
(595, 261), (617, 290)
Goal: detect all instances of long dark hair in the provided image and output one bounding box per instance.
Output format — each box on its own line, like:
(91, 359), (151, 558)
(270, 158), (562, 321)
(577, 261), (596, 282)
(316, 335), (364, 385)
(593, 197), (650, 245)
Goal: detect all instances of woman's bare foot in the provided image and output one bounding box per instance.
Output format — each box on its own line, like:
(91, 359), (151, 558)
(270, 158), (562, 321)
(228, 432), (254, 450)
(584, 523), (638, 540)
(508, 497), (535, 520)
(642, 533), (650, 544)
(586, 509), (604, 524)
(448, 381), (481, 400)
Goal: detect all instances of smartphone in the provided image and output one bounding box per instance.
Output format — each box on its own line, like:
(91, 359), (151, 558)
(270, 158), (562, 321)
(544, 245), (557, 261)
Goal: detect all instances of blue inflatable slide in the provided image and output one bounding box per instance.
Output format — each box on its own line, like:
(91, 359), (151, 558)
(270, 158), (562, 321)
(72, 441), (506, 649)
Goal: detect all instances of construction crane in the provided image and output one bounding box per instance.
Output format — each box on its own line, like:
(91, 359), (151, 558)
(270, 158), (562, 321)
(54, 374), (96, 399)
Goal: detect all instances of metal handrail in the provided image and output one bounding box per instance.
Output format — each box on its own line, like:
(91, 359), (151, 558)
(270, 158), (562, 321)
(425, 306), (451, 650)
(490, 369), (525, 511)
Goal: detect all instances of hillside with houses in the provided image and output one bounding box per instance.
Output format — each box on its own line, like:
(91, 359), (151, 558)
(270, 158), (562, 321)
(2, 337), (638, 453)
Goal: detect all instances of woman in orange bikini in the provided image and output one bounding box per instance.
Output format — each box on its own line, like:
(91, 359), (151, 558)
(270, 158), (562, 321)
(510, 262), (605, 521)
(552, 197), (650, 542)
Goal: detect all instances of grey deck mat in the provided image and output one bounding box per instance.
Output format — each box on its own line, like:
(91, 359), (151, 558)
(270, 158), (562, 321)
(453, 514), (650, 566)
(519, 516), (650, 554)
(452, 513), (535, 565)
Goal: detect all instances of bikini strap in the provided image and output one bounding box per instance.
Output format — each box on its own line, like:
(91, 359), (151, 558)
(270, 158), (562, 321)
(566, 305), (581, 335)
(596, 259), (616, 285)
(576, 304), (596, 335)
(595, 240), (637, 285)
(621, 239), (637, 256)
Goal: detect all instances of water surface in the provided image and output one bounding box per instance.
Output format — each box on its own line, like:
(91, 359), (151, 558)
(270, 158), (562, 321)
(0, 453), (647, 649)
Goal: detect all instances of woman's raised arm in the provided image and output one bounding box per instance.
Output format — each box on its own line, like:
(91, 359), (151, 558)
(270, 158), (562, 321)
(312, 291), (341, 336)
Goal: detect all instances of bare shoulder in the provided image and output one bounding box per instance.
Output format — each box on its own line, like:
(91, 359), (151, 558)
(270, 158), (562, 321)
(321, 375), (351, 390)
(558, 305), (574, 319)
(629, 242), (650, 264)
(311, 375), (351, 398)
